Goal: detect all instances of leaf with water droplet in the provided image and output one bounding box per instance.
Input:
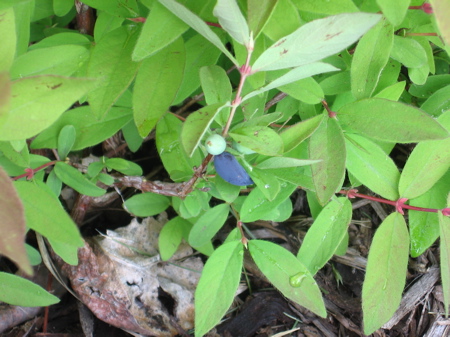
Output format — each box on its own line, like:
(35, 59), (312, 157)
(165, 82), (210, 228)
(289, 271), (307, 288)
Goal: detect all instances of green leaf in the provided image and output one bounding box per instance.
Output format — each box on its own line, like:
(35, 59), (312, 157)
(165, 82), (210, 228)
(240, 182), (297, 222)
(158, 0), (238, 66)
(14, 181), (84, 248)
(345, 133), (400, 201)
(123, 192), (170, 217)
(439, 211), (450, 317)
(409, 75), (450, 99)
(242, 62), (338, 102)
(279, 77), (324, 104)
(0, 272), (60, 306)
(188, 203), (230, 248)
(429, 0), (450, 46)
(280, 114), (323, 153)
(181, 103), (227, 157)
(10, 45), (89, 79)
(213, 0), (250, 46)
(390, 36), (428, 68)
(53, 0), (73, 16)
(252, 13), (380, 71)
(48, 237), (80, 265)
(199, 65), (232, 108)
(25, 244), (42, 266)
(399, 111), (450, 199)
(0, 7), (16, 72)
(156, 113), (202, 181)
(248, 240), (326, 317)
(297, 197), (352, 275)
(249, 168), (281, 201)
(420, 85), (450, 117)
(247, 0), (277, 39)
(31, 106), (132, 151)
(309, 117), (346, 205)
(122, 120), (144, 152)
(362, 212), (409, 335)
(133, 37), (184, 137)
(409, 171), (449, 257)
(54, 162), (106, 197)
(104, 158), (143, 176)
(291, 0), (359, 15)
(374, 81), (406, 101)
(0, 76), (97, 141)
(81, 0), (139, 17)
(320, 71), (351, 95)
(257, 157), (320, 169)
(0, 140), (30, 167)
(209, 175), (241, 203)
(57, 125), (76, 159)
(132, 1), (188, 61)
(195, 241), (243, 337)
(351, 18), (393, 99)
(338, 98), (450, 143)
(262, 0), (300, 41)
(87, 26), (140, 119)
(0, 166), (32, 275)
(159, 216), (191, 261)
(229, 126), (283, 156)
(376, 0), (410, 26)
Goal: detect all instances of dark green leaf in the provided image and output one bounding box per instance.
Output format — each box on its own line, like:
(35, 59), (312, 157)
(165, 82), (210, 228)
(159, 216), (191, 261)
(57, 125), (76, 159)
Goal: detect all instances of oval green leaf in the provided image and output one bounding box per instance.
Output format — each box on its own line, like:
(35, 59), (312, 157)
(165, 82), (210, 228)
(123, 192), (170, 217)
(229, 126), (283, 156)
(54, 162), (106, 197)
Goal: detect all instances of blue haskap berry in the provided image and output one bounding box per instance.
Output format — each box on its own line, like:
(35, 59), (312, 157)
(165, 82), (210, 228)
(205, 134), (227, 155)
(214, 152), (253, 186)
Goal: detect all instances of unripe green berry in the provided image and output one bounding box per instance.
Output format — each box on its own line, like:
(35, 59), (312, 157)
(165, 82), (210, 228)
(232, 141), (255, 155)
(205, 134), (226, 155)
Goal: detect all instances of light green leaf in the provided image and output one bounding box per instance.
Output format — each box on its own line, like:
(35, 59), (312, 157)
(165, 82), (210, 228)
(247, 0), (277, 39)
(249, 240), (326, 317)
(188, 204), (230, 248)
(0, 166), (31, 275)
(297, 197), (352, 275)
(438, 211), (450, 317)
(57, 125), (76, 159)
(240, 182), (297, 222)
(338, 98), (449, 142)
(0, 7), (16, 72)
(31, 106), (132, 151)
(374, 81), (406, 101)
(53, 0), (73, 16)
(252, 13), (380, 71)
(390, 36), (428, 68)
(213, 0), (250, 46)
(376, 0), (410, 26)
(249, 168), (281, 201)
(156, 113), (202, 181)
(104, 158), (143, 176)
(0, 140), (29, 167)
(87, 26), (140, 119)
(243, 62), (338, 101)
(159, 216), (191, 261)
(279, 77), (324, 104)
(133, 37), (185, 137)
(309, 117), (346, 205)
(158, 0), (238, 66)
(409, 75), (450, 99)
(420, 85), (450, 117)
(291, 0), (359, 14)
(195, 241), (243, 337)
(132, 1), (188, 61)
(10, 45), (89, 79)
(280, 114), (323, 152)
(123, 192), (170, 217)
(14, 181), (84, 248)
(200, 65), (232, 105)
(81, 0), (139, 17)
(345, 133), (400, 201)
(262, 0), (300, 41)
(362, 212), (409, 335)
(229, 126), (284, 156)
(399, 111), (450, 199)
(0, 272), (59, 307)
(351, 18), (393, 99)
(0, 76), (97, 141)
(257, 157), (320, 169)
(54, 162), (106, 197)
(181, 103), (228, 157)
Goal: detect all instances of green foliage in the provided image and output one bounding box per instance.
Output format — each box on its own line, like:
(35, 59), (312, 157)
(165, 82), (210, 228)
(0, 0), (449, 332)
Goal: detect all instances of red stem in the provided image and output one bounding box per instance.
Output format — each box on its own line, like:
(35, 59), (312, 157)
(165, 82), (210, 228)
(12, 161), (58, 180)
